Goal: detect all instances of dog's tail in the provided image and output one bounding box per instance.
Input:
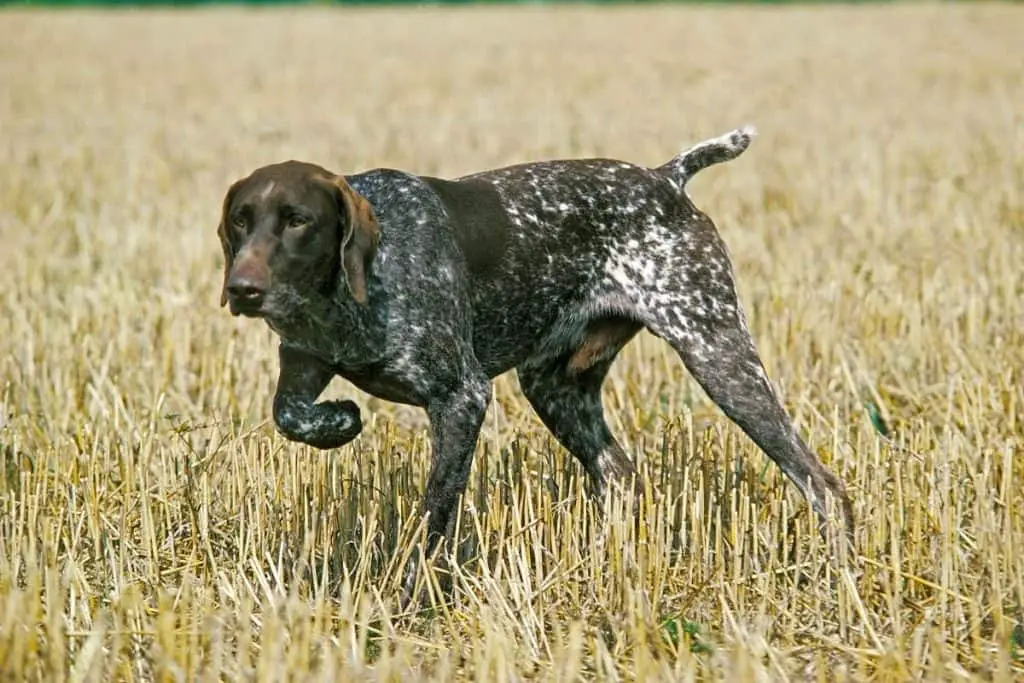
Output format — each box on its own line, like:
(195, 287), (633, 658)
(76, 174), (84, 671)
(657, 125), (756, 188)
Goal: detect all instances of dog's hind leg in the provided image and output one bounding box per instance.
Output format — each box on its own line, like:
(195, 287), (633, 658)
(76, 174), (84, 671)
(517, 323), (641, 498)
(641, 232), (854, 543)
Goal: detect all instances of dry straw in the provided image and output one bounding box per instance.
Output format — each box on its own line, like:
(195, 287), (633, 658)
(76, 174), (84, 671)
(1, 3), (1022, 680)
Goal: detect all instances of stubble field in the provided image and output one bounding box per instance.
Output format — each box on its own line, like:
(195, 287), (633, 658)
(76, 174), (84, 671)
(1, 2), (1022, 680)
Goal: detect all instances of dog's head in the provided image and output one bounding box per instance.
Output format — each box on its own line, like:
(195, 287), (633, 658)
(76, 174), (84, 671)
(216, 161), (380, 319)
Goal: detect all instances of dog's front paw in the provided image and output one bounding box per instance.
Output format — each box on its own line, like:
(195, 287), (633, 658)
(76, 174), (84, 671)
(273, 396), (363, 449)
(318, 399), (363, 448)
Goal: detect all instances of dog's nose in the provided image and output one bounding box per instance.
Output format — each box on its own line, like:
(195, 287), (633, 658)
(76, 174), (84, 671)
(226, 275), (266, 305)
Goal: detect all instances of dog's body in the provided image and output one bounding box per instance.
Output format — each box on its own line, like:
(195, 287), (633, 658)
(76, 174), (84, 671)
(217, 127), (853, 599)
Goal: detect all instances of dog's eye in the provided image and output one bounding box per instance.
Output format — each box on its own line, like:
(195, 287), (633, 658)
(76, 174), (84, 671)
(231, 215), (246, 231)
(286, 215), (308, 230)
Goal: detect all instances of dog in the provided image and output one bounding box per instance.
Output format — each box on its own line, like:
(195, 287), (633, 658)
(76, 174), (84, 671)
(216, 126), (854, 601)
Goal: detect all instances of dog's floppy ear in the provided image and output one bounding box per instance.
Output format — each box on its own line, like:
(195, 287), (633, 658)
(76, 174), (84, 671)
(325, 174), (380, 305)
(217, 178), (245, 307)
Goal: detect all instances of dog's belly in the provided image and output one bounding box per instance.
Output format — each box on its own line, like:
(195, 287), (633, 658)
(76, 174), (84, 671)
(467, 262), (622, 377)
(469, 296), (598, 377)
(470, 300), (568, 377)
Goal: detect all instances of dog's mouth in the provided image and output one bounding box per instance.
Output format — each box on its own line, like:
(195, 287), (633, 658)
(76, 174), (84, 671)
(225, 285), (320, 331)
(229, 297), (267, 318)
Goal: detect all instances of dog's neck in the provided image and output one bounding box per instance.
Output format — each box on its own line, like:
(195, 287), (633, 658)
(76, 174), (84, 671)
(265, 283), (386, 368)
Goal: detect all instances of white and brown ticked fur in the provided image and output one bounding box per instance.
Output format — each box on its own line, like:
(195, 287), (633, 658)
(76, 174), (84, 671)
(216, 126), (854, 601)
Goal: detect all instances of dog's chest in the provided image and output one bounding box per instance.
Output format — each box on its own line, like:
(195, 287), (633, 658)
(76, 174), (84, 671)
(332, 361), (428, 407)
(275, 324), (429, 407)
(270, 321), (352, 366)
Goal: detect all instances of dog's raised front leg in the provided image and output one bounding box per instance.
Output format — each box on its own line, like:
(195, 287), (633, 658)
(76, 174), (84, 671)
(271, 344), (363, 449)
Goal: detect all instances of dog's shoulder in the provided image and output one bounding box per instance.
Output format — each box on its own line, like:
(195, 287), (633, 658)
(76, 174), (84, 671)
(419, 175), (511, 274)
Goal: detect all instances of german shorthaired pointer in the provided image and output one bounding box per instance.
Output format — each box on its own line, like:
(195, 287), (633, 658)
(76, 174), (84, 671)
(217, 126), (854, 598)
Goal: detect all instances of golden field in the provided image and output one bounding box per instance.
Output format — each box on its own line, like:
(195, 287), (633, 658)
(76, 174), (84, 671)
(0, 2), (1022, 680)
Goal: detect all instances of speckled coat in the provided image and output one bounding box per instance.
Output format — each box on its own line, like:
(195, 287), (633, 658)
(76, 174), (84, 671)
(217, 127), (853, 602)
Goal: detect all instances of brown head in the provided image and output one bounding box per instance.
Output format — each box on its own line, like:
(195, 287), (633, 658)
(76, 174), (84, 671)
(216, 160), (380, 318)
